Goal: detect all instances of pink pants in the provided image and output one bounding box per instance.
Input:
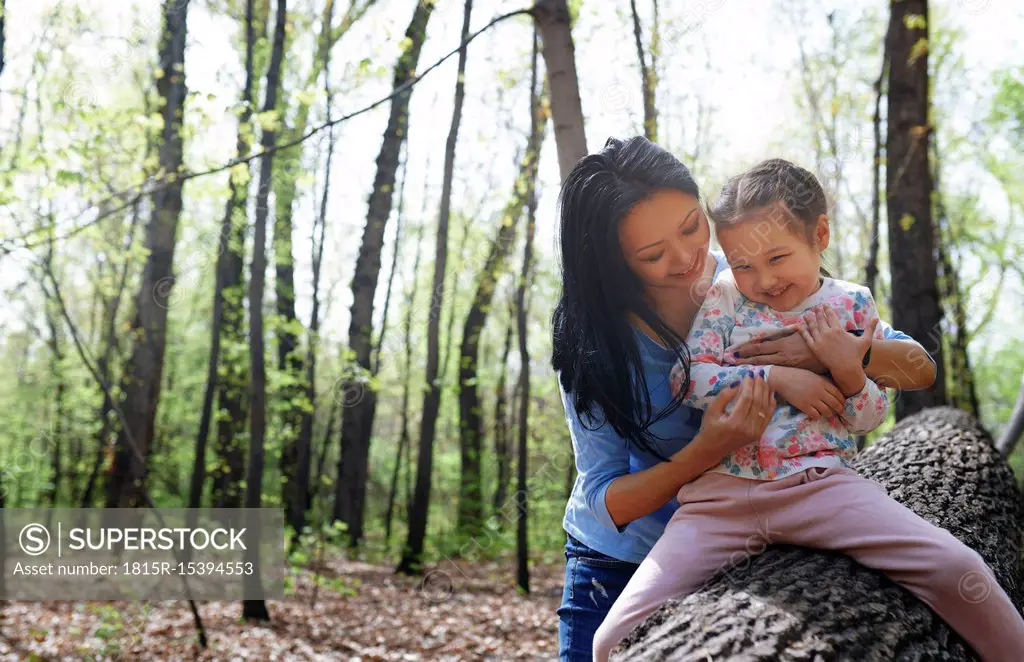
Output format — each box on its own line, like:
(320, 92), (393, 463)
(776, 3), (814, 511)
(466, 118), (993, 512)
(592, 465), (1024, 662)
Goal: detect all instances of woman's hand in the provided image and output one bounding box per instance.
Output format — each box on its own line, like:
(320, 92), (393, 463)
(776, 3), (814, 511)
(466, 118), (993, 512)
(692, 374), (776, 460)
(732, 327), (827, 373)
(768, 366), (846, 420)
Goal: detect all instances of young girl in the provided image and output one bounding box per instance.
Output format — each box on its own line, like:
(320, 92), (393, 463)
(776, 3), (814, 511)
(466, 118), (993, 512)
(591, 159), (1024, 661)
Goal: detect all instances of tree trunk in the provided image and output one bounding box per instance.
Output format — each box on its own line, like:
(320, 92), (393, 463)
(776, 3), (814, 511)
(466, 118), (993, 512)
(885, 0), (946, 419)
(336, 0), (433, 547)
(532, 0), (587, 180)
(383, 162), (418, 549)
(242, 0), (287, 624)
(629, 0), (656, 142)
(490, 304), (515, 521)
(0, 0), (6, 86)
(212, 0), (271, 511)
(614, 407), (1023, 660)
(395, 0), (466, 574)
(105, 0), (190, 508)
(515, 29), (541, 595)
(996, 374), (1024, 458)
(288, 0), (345, 539)
(933, 145), (979, 417)
(865, 41), (888, 295)
(190, 0), (257, 511)
(42, 245), (65, 507)
(278, 0), (373, 529)
(457, 90), (548, 540)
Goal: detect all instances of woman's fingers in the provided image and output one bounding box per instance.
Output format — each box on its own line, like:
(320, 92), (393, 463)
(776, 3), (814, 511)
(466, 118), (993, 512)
(796, 324), (815, 348)
(729, 377), (756, 423)
(707, 380), (741, 418)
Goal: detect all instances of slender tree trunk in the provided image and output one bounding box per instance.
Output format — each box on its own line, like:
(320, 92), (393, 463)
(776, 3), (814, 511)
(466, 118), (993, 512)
(885, 0), (945, 419)
(515, 28), (541, 596)
(865, 43), (889, 294)
(395, 0), (467, 574)
(336, 0), (433, 547)
(385, 219), (423, 549)
(932, 140), (978, 417)
(42, 244), (65, 507)
(997, 374), (1024, 458)
(242, 0), (286, 623)
(191, 0), (257, 511)
(289, 0), (342, 538)
(310, 388), (339, 511)
(278, 0), (374, 527)
(532, 0), (586, 180)
(105, 0), (190, 508)
(491, 301), (515, 520)
(81, 198), (143, 506)
(458, 97), (548, 539)
(629, 0), (656, 142)
(380, 154), (412, 547)
(0, 0), (6, 88)
(211, 0), (270, 510)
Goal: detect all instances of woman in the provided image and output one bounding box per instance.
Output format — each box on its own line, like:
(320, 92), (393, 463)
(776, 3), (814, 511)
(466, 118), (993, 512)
(551, 137), (935, 661)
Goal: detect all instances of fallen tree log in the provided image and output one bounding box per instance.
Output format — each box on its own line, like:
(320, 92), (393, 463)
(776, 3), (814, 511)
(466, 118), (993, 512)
(614, 407), (1024, 661)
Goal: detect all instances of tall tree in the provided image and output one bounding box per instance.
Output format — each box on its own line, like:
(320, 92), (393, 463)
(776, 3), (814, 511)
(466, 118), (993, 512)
(0, 0), (6, 88)
(242, 0), (287, 623)
(384, 219), (423, 547)
(335, 0), (434, 546)
(291, 0), (343, 537)
(490, 299), (515, 520)
(532, 0), (586, 180)
(190, 0), (258, 511)
(515, 28), (542, 595)
(396, 0), (470, 574)
(278, 0), (375, 528)
(629, 0), (656, 141)
(212, 0), (271, 510)
(457, 95), (548, 539)
(105, 0), (190, 508)
(865, 22), (890, 295)
(885, 0), (946, 418)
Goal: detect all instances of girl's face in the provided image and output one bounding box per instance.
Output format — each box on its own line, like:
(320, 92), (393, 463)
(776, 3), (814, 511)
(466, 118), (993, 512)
(618, 189), (711, 297)
(716, 206), (830, 311)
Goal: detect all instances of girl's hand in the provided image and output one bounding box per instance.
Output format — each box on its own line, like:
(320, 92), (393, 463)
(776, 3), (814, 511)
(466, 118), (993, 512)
(696, 374), (776, 457)
(731, 327), (828, 374)
(768, 366), (846, 420)
(796, 305), (877, 376)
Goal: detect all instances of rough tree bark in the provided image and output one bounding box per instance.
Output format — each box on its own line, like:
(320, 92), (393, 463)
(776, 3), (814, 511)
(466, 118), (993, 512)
(613, 407), (1023, 661)
(105, 0), (190, 508)
(885, 0), (946, 418)
(336, 0), (433, 546)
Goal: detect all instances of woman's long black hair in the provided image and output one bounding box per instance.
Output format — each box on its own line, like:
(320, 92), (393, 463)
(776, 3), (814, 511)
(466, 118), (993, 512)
(551, 136), (701, 462)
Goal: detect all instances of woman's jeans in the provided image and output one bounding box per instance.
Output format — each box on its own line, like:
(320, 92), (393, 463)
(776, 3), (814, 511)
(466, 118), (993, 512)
(557, 533), (640, 661)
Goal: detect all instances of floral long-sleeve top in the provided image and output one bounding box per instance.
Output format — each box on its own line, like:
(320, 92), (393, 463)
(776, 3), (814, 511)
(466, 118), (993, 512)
(669, 271), (889, 480)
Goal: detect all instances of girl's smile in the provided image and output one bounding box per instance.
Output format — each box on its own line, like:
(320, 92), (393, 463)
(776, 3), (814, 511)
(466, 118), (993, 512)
(715, 207), (829, 312)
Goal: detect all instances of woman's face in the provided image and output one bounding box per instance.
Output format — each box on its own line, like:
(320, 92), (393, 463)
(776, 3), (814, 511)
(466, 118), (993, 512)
(618, 189), (711, 297)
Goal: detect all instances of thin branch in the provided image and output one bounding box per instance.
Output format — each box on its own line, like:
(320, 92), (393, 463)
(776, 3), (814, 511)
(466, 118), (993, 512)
(0, 7), (534, 256)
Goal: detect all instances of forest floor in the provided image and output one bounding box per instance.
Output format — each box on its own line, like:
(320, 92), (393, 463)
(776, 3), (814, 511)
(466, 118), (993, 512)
(0, 555), (565, 661)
